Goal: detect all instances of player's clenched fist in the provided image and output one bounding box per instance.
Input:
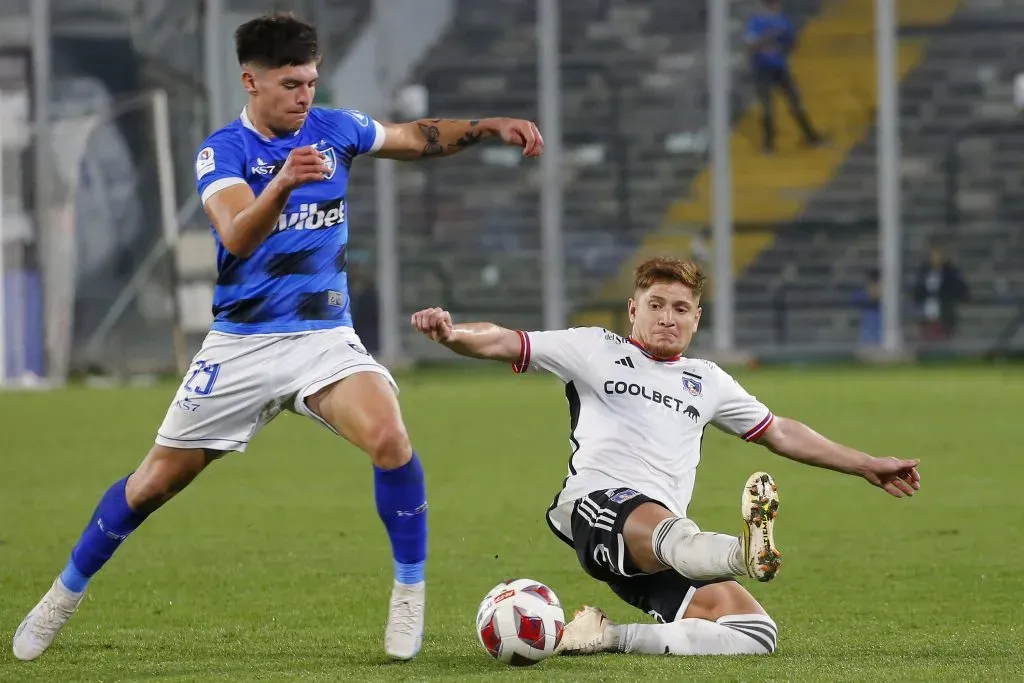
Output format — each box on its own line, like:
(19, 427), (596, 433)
(492, 118), (545, 158)
(411, 307), (454, 342)
(274, 145), (331, 191)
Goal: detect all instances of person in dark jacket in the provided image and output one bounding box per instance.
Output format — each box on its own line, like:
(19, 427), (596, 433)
(913, 245), (968, 341)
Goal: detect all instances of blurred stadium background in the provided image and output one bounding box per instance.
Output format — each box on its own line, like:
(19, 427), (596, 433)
(2, 0), (1024, 383)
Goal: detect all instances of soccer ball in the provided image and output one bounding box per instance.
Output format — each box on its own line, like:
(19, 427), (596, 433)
(475, 578), (565, 666)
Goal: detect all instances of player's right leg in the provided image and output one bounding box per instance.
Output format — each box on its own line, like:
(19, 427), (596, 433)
(12, 445), (215, 661)
(301, 368), (427, 661)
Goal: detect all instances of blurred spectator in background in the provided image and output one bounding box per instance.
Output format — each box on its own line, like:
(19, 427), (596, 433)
(852, 268), (882, 346)
(746, 0), (823, 154)
(913, 244), (968, 342)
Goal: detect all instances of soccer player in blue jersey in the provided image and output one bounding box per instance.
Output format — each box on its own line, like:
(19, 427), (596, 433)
(12, 13), (543, 663)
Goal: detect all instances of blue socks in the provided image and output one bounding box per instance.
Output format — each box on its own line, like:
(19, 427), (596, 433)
(374, 453), (428, 584)
(56, 456), (426, 593)
(59, 476), (148, 592)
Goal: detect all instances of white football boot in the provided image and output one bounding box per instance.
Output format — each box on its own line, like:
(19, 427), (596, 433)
(384, 580), (424, 660)
(742, 471), (782, 582)
(12, 578), (86, 661)
(553, 605), (618, 655)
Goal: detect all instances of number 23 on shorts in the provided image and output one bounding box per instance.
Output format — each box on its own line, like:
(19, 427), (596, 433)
(183, 360), (221, 396)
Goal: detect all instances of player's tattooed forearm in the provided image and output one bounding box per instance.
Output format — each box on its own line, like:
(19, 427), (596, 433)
(452, 124), (483, 149)
(418, 122), (444, 156)
(418, 119), (485, 156)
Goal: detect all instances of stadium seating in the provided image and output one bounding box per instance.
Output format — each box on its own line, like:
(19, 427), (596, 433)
(343, 0), (823, 351)
(20, 0), (1021, 358)
(744, 3), (1024, 350)
(354, 0), (1024, 354)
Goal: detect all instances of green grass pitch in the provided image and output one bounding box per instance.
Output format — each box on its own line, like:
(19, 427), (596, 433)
(1, 364), (1021, 681)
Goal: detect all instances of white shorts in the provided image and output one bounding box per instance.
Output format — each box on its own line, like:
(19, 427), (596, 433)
(156, 327), (396, 452)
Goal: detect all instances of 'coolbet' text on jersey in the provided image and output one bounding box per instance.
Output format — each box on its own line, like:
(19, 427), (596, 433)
(195, 107), (385, 334)
(511, 327), (774, 544)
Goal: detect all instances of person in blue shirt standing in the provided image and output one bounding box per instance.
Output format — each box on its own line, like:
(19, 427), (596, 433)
(746, 0), (823, 154)
(852, 268), (883, 346)
(12, 12), (544, 664)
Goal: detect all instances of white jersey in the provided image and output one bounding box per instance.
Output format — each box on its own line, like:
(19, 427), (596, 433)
(512, 327), (774, 544)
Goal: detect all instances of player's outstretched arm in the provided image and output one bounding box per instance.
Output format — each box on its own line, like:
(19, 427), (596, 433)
(374, 118), (543, 161)
(756, 417), (921, 498)
(410, 307), (521, 363)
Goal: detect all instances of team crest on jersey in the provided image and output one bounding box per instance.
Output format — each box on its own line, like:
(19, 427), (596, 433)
(320, 146), (338, 180)
(682, 377), (703, 397)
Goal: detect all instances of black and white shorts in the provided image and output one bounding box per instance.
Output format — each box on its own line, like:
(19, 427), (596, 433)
(551, 487), (733, 624)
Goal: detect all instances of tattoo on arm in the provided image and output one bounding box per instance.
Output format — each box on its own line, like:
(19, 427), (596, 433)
(417, 119), (485, 158)
(453, 120), (483, 150)
(418, 122), (444, 156)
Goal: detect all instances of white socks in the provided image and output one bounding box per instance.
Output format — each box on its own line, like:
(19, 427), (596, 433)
(652, 517), (746, 580)
(614, 614), (778, 655)
(599, 516), (776, 656)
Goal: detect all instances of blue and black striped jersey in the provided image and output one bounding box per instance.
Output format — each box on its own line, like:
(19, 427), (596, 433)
(194, 106), (383, 334)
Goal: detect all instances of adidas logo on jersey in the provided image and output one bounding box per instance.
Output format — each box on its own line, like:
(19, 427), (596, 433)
(614, 357), (635, 368)
(274, 198), (346, 233)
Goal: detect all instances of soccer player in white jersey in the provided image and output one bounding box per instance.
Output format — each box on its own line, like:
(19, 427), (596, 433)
(411, 257), (920, 657)
(12, 13), (544, 663)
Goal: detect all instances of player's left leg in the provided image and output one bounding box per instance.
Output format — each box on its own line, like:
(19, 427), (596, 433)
(559, 574), (778, 656)
(301, 368), (426, 661)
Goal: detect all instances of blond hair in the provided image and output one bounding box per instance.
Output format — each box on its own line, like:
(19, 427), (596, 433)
(633, 257), (707, 297)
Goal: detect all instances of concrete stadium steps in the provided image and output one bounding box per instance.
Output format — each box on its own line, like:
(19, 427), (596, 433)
(343, 0), (1021, 352)
(576, 0), (961, 325)
(747, 1), (1024, 349)
(345, 0), (823, 317)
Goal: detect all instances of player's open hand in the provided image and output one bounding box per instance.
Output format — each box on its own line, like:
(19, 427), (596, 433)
(862, 457), (921, 498)
(492, 118), (544, 158)
(274, 145), (331, 191)
(411, 307), (455, 343)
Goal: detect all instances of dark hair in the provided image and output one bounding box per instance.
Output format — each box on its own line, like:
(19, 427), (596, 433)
(235, 13), (320, 68)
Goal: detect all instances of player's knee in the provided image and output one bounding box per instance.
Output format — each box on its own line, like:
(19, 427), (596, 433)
(364, 423), (412, 469)
(126, 446), (210, 513)
(718, 613), (778, 654)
